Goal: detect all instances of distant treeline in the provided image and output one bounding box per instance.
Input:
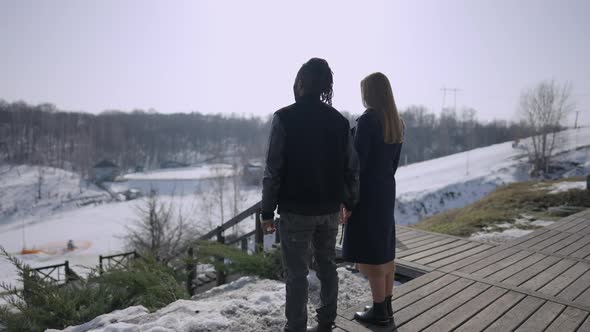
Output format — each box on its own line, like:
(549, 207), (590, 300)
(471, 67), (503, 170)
(0, 100), (533, 176)
(398, 106), (533, 164)
(0, 100), (271, 177)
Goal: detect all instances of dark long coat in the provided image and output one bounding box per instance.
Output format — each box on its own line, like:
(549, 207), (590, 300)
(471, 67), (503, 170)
(342, 109), (402, 265)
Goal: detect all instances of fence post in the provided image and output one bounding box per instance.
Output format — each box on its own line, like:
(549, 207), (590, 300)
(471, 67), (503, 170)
(216, 228), (227, 286)
(64, 260), (70, 283)
(99, 255), (103, 275)
(255, 210), (263, 253)
(241, 237), (248, 252)
(186, 247), (196, 296)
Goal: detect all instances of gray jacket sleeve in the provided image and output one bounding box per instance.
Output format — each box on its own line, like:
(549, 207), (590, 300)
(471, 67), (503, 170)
(343, 126), (360, 210)
(261, 114), (285, 220)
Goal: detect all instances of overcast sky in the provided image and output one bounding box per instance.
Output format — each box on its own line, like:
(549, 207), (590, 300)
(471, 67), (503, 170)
(1, 0), (589, 125)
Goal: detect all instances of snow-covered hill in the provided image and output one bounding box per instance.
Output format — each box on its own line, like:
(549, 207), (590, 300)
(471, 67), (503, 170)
(0, 165), (109, 226)
(394, 127), (590, 224)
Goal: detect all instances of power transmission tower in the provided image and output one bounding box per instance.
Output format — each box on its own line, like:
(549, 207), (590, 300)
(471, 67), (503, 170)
(441, 86), (470, 175)
(440, 87), (462, 111)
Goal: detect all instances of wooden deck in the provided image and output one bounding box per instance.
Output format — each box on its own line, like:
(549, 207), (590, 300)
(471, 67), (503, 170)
(334, 209), (590, 331)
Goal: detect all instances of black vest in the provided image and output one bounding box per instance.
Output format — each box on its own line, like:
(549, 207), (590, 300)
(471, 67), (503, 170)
(275, 98), (350, 216)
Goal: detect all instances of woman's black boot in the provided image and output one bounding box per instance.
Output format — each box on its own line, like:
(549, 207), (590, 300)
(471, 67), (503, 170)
(354, 300), (391, 326)
(364, 295), (393, 322)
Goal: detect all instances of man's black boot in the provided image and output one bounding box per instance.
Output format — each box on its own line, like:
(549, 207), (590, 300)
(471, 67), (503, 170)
(354, 300), (390, 326)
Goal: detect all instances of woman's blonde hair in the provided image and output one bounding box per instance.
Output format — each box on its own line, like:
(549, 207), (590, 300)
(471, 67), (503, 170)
(361, 72), (404, 144)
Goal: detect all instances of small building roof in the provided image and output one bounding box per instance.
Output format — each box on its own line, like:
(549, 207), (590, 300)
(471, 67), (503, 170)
(93, 159), (119, 168)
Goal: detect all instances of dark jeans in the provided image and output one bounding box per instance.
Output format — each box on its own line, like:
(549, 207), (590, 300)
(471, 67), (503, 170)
(280, 212), (339, 332)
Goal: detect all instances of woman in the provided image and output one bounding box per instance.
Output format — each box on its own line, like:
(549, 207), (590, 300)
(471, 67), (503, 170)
(342, 72), (404, 326)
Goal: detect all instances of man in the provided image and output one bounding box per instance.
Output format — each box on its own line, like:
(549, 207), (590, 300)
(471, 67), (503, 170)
(261, 58), (359, 332)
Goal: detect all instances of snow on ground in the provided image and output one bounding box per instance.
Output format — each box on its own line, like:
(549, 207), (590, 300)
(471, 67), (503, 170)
(0, 165), (108, 226)
(49, 268), (374, 332)
(469, 214), (557, 244)
(0, 182), (262, 288)
(122, 164), (235, 181)
(395, 127), (590, 225)
(548, 181), (587, 194)
(470, 228), (535, 244)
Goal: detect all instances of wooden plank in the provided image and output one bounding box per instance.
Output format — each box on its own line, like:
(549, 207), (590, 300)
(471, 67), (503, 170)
(396, 235), (443, 251)
(519, 258), (577, 292)
(458, 247), (521, 274)
(397, 234), (444, 247)
(395, 226), (414, 235)
(392, 271), (445, 300)
(502, 255), (561, 287)
(545, 218), (579, 230)
(514, 301), (565, 332)
(428, 244), (493, 269)
(396, 230), (434, 241)
(570, 243), (590, 260)
(413, 242), (482, 266)
(422, 286), (508, 332)
(562, 221), (590, 234)
(538, 262), (590, 296)
(556, 269), (590, 301)
(396, 282), (489, 332)
(486, 253), (546, 283)
(334, 316), (371, 332)
(505, 228), (551, 247)
(391, 274), (460, 314)
(470, 250), (533, 278)
(517, 230), (562, 249)
(577, 316), (590, 332)
(439, 246), (514, 273)
(544, 306), (588, 331)
(483, 296), (545, 332)
(529, 231), (574, 251)
(396, 238), (461, 259)
(542, 233), (585, 254)
(454, 291), (525, 332)
(574, 284), (590, 306)
(556, 236), (590, 256)
(551, 217), (588, 233)
(400, 240), (474, 262)
(394, 278), (474, 326)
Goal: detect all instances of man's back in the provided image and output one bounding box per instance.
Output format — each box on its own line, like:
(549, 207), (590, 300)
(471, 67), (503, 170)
(274, 97), (350, 216)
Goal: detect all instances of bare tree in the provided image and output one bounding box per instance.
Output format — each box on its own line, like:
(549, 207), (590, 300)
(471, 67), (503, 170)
(126, 192), (188, 262)
(519, 80), (574, 175)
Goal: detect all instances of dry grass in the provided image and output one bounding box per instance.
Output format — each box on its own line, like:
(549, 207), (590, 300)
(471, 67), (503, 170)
(413, 177), (590, 237)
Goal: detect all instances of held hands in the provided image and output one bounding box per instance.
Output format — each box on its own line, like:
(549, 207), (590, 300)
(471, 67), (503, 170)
(262, 219), (276, 234)
(339, 204), (352, 224)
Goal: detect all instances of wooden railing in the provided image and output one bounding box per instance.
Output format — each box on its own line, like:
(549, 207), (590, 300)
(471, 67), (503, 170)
(185, 200), (283, 295)
(199, 201), (265, 252)
(99, 250), (139, 275)
(28, 251), (139, 292)
(29, 201), (273, 297)
(32, 261), (79, 285)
